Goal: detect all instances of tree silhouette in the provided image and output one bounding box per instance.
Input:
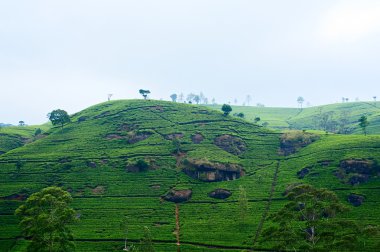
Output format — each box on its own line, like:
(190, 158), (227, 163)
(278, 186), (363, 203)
(221, 104), (232, 116)
(139, 89), (151, 100)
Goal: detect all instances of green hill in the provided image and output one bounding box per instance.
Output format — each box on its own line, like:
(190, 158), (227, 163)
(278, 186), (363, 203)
(210, 101), (380, 134)
(0, 100), (379, 251)
(0, 125), (50, 155)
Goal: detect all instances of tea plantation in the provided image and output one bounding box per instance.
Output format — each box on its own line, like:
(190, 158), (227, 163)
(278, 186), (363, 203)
(0, 100), (379, 251)
(210, 101), (380, 134)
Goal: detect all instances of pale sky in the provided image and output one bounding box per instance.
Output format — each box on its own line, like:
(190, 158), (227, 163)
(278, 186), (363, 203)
(1, 0), (380, 125)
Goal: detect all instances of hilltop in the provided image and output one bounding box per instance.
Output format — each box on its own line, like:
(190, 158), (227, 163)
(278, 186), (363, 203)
(0, 100), (379, 251)
(209, 101), (380, 134)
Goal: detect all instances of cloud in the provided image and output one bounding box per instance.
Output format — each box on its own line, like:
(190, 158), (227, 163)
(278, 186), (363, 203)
(316, 0), (380, 45)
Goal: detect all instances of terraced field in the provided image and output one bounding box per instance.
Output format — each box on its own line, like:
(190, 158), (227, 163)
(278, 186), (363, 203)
(0, 100), (379, 251)
(209, 101), (380, 134)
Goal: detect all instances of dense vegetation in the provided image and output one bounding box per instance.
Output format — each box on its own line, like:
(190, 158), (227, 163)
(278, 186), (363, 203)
(0, 100), (379, 251)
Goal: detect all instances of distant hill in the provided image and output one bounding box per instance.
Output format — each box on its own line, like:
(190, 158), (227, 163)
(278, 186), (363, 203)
(0, 123), (12, 127)
(209, 101), (380, 134)
(0, 100), (379, 251)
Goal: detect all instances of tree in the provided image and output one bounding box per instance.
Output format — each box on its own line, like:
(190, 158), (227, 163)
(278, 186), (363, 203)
(211, 98), (216, 105)
(186, 93), (196, 103)
(139, 89), (151, 100)
(245, 95), (252, 106)
(107, 94), (113, 101)
(47, 109), (71, 130)
(199, 92), (206, 104)
(254, 117), (261, 124)
(262, 184), (374, 251)
(139, 226), (155, 252)
(178, 93), (184, 102)
(297, 96), (304, 109)
(193, 95), (200, 104)
(34, 128), (42, 136)
(238, 186), (248, 224)
(221, 104), (232, 116)
(120, 217), (129, 251)
(19, 121), (25, 126)
(358, 115), (369, 135)
(373, 96), (377, 102)
(15, 186), (76, 252)
(170, 93), (177, 102)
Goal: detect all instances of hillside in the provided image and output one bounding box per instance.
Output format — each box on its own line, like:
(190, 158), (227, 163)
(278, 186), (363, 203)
(209, 101), (380, 134)
(0, 100), (379, 251)
(0, 125), (50, 155)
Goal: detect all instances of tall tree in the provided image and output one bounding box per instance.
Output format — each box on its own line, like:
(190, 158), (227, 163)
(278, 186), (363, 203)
(358, 115), (369, 135)
(186, 93), (195, 103)
(221, 104), (232, 116)
(18, 121), (25, 126)
(139, 226), (155, 252)
(120, 217), (129, 251)
(178, 93), (184, 102)
(47, 109), (71, 130)
(297, 96), (304, 109)
(15, 186), (76, 252)
(107, 94), (113, 101)
(262, 184), (374, 251)
(139, 89), (151, 100)
(193, 95), (200, 104)
(245, 95), (252, 106)
(170, 93), (177, 102)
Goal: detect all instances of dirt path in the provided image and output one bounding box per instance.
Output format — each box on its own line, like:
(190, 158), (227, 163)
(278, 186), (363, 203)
(252, 160), (280, 246)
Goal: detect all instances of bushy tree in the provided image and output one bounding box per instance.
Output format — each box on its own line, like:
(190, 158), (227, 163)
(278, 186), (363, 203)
(47, 109), (71, 130)
(221, 104), (232, 116)
(139, 89), (151, 100)
(297, 96), (304, 109)
(358, 115), (369, 135)
(262, 184), (376, 251)
(15, 186), (76, 252)
(170, 93), (177, 102)
(19, 121), (25, 126)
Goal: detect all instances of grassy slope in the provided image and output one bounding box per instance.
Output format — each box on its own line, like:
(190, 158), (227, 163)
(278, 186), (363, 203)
(0, 100), (280, 251)
(0, 125), (50, 154)
(0, 100), (379, 251)
(209, 101), (380, 134)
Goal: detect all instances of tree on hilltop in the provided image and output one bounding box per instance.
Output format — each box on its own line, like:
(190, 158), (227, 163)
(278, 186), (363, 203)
(139, 89), (151, 100)
(15, 186), (76, 252)
(170, 93), (177, 102)
(297, 96), (304, 109)
(47, 109), (71, 130)
(221, 104), (232, 116)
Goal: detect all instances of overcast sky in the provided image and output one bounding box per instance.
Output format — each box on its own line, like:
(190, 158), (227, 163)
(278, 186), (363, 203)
(1, 0), (380, 125)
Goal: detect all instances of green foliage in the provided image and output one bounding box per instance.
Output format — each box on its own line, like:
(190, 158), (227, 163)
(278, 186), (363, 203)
(359, 115), (369, 135)
(139, 89), (151, 100)
(138, 226), (155, 252)
(0, 100), (379, 251)
(263, 184), (376, 251)
(170, 93), (177, 102)
(34, 128), (42, 136)
(136, 159), (149, 171)
(15, 186), (76, 252)
(47, 109), (71, 129)
(221, 104), (232, 116)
